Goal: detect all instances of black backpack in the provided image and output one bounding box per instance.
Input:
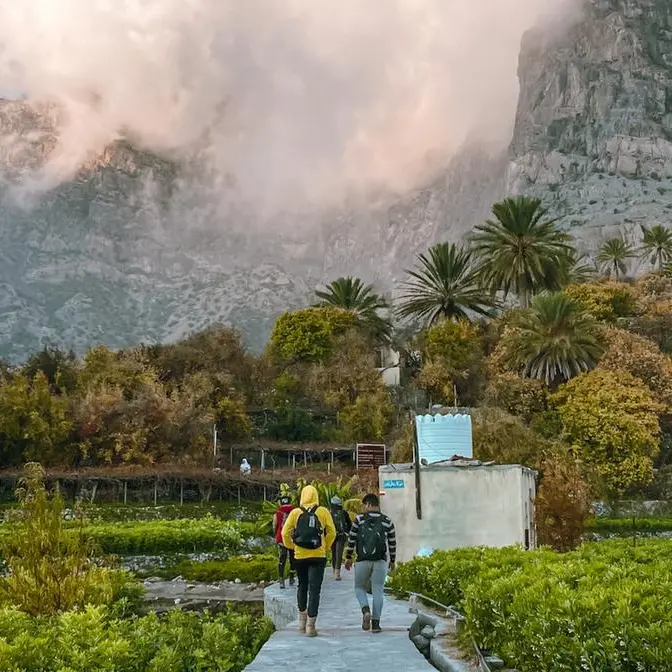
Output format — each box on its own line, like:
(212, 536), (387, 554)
(356, 514), (387, 561)
(332, 508), (347, 536)
(292, 505), (323, 549)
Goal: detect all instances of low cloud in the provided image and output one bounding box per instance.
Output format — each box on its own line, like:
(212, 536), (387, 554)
(0, 0), (580, 219)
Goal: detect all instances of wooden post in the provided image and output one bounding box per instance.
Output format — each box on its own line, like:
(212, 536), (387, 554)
(263, 486), (267, 501)
(154, 478), (158, 506)
(303, 451), (307, 467)
(237, 485), (241, 505)
(330, 451), (334, 465)
(123, 481), (127, 505)
(180, 478), (184, 506)
(292, 455), (296, 470)
(261, 450), (266, 472)
(328, 462), (331, 474)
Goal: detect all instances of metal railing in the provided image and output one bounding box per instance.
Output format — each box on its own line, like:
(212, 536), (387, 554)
(400, 590), (493, 672)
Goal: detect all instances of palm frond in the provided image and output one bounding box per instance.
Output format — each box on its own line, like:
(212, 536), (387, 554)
(502, 293), (604, 386)
(470, 196), (574, 306)
(396, 243), (498, 325)
(596, 235), (635, 280)
(639, 224), (672, 270)
(315, 276), (392, 342)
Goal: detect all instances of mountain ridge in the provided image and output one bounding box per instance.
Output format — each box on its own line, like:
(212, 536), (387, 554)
(1, 0), (671, 359)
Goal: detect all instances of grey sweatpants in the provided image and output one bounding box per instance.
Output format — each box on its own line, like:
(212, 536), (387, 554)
(354, 559), (387, 620)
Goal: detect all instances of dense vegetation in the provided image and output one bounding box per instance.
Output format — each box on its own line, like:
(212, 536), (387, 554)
(0, 464), (273, 671)
(3, 197), (672, 545)
(392, 540), (672, 671)
(0, 607), (273, 672)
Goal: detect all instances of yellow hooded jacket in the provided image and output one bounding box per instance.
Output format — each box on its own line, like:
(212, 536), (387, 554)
(281, 485), (336, 560)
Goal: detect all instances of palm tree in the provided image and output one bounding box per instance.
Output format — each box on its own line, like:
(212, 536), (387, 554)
(640, 224), (672, 270)
(501, 293), (604, 387)
(596, 236), (635, 281)
(557, 248), (598, 286)
(470, 196), (574, 308)
(315, 276), (392, 341)
(396, 242), (497, 325)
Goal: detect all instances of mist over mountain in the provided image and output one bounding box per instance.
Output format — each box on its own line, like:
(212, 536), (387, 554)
(1, 0), (670, 359)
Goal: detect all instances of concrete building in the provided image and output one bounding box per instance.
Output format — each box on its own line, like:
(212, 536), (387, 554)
(379, 461), (536, 563)
(376, 345), (401, 387)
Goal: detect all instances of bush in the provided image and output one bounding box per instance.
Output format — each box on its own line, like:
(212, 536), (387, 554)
(0, 605), (273, 671)
(585, 517), (672, 534)
(472, 407), (551, 467)
(417, 319), (485, 405)
(0, 464), (116, 616)
(484, 373), (549, 423)
(171, 554), (278, 583)
(81, 517), (245, 555)
(535, 454), (592, 551)
(269, 307), (356, 363)
(563, 282), (637, 322)
(69, 502), (263, 524)
(552, 370), (663, 495)
(597, 327), (672, 410)
(392, 540), (672, 671)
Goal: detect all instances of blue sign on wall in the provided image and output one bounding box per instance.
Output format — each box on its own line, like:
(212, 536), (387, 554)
(383, 479), (405, 489)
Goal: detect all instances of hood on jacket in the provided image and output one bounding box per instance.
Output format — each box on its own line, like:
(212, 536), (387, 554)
(300, 485), (319, 509)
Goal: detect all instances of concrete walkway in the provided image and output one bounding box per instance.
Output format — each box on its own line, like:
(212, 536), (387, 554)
(244, 570), (434, 671)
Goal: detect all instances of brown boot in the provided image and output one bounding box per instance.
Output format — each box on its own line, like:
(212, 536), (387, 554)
(306, 616), (318, 637)
(335, 568), (342, 581)
(298, 611), (307, 633)
(361, 607), (371, 631)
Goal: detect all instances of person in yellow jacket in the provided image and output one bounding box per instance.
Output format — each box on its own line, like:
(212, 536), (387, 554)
(281, 484), (336, 637)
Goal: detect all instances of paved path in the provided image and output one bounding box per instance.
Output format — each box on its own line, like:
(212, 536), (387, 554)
(244, 570), (434, 671)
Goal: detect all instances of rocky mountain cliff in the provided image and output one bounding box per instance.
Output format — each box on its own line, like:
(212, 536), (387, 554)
(509, 0), (672, 245)
(1, 0), (671, 360)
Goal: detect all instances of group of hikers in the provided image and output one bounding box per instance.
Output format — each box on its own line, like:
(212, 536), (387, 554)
(272, 484), (396, 637)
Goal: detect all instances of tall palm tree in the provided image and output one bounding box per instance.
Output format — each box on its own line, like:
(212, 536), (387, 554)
(315, 276), (392, 342)
(596, 236), (635, 281)
(640, 224), (672, 270)
(396, 242), (497, 325)
(501, 293), (604, 387)
(470, 196), (574, 308)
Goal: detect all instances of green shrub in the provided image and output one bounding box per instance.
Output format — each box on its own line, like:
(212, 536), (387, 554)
(586, 517), (672, 534)
(392, 540), (672, 671)
(81, 516), (245, 555)
(0, 516), (252, 558)
(172, 554), (278, 583)
(74, 502), (263, 524)
(0, 605), (273, 671)
(0, 463), (115, 616)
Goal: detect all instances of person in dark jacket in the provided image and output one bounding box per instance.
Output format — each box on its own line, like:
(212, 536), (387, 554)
(273, 495), (296, 588)
(345, 493), (396, 633)
(329, 495), (352, 581)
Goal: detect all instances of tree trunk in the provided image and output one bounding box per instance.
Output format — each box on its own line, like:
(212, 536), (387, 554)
(518, 274), (530, 309)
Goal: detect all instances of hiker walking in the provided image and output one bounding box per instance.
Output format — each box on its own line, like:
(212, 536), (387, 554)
(329, 495), (351, 581)
(282, 485), (336, 637)
(344, 493), (397, 633)
(273, 495), (296, 589)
